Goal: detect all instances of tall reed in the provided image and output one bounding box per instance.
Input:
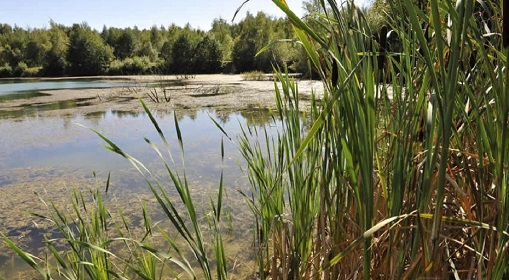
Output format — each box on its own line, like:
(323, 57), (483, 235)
(236, 0), (509, 278)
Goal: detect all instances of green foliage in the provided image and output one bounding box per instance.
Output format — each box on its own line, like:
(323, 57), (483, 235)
(3, 99), (231, 279)
(14, 61), (42, 77)
(42, 21), (69, 76)
(4, 0), (509, 279)
(365, 0), (390, 31)
(171, 33), (196, 74)
(232, 12), (298, 73)
(232, 12), (273, 73)
(158, 41), (173, 73)
(238, 0), (509, 278)
(210, 18), (234, 62)
(0, 27), (28, 68)
(24, 30), (51, 67)
(0, 62), (12, 77)
(192, 35), (222, 73)
(113, 30), (138, 59)
(108, 56), (157, 75)
(0, 23), (13, 35)
(240, 70), (266, 80)
(67, 24), (114, 76)
(0, 12), (297, 77)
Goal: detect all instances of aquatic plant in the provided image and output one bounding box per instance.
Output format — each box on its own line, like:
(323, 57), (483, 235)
(235, 0), (509, 278)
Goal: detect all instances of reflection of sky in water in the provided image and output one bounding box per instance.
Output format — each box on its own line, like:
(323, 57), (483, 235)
(0, 80), (286, 277)
(0, 108), (279, 191)
(0, 107), (280, 277)
(0, 78), (135, 96)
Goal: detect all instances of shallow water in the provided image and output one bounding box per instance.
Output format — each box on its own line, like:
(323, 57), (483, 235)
(0, 78), (134, 97)
(0, 81), (279, 278)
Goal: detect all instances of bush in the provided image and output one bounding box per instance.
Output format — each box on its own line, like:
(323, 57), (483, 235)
(14, 62), (42, 77)
(108, 56), (157, 75)
(0, 63), (13, 77)
(240, 70), (266, 81)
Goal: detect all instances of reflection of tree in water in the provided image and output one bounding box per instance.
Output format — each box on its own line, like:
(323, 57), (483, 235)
(63, 114), (74, 129)
(110, 110), (143, 119)
(83, 110), (146, 126)
(209, 109), (273, 126)
(174, 108), (198, 122)
(240, 108), (275, 127)
(186, 109), (197, 121)
(214, 110), (231, 125)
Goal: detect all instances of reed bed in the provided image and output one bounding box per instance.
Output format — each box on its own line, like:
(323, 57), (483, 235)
(2, 0), (509, 279)
(237, 0), (508, 278)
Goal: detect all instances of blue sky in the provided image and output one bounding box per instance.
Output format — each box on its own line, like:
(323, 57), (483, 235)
(0, 0), (370, 31)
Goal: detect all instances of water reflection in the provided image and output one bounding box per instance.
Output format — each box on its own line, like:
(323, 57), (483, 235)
(0, 91), (51, 102)
(85, 109), (144, 119)
(0, 107), (286, 179)
(0, 106), (279, 277)
(0, 78), (134, 97)
(0, 97), (96, 119)
(0, 78), (185, 102)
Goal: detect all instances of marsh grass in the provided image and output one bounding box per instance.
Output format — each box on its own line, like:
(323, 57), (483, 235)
(241, 71), (267, 81)
(234, 0), (509, 278)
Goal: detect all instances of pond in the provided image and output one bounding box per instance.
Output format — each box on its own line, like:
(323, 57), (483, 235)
(0, 78), (134, 99)
(0, 79), (279, 278)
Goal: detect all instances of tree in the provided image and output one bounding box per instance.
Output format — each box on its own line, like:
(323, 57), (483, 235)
(0, 27), (28, 68)
(171, 33), (195, 74)
(0, 24), (12, 35)
(43, 21), (69, 76)
(193, 35), (222, 73)
(25, 29), (51, 67)
(114, 30), (137, 59)
(231, 12), (277, 73)
(210, 18), (234, 62)
(159, 41), (174, 73)
(67, 24), (113, 76)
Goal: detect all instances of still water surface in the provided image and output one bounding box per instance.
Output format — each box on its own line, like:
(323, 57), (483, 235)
(0, 78), (134, 97)
(0, 80), (278, 278)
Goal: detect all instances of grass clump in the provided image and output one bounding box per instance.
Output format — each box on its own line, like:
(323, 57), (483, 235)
(241, 70), (266, 81)
(109, 56), (159, 75)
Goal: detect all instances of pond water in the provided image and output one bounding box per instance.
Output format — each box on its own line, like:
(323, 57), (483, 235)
(0, 78), (134, 98)
(0, 79), (279, 278)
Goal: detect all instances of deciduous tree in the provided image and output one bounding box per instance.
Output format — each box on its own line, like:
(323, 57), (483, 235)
(67, 24), (113, 76)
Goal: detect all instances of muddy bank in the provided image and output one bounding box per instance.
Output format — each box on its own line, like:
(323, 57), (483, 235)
(0, 74), (324, 118)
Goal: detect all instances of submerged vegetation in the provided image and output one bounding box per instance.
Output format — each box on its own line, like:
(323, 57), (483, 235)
(2, 0), (509, 279)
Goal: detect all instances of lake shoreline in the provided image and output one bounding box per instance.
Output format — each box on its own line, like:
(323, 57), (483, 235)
(0, 74), (324, 119)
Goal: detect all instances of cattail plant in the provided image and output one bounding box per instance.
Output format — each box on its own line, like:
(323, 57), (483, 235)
(237, 0), (509, 278)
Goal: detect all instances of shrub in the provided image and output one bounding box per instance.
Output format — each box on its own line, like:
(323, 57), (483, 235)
(240, 70), (266, 81)
(108, 56), (157, 75)
(14, 62), (42, 77)
(0, 63), (13, 77)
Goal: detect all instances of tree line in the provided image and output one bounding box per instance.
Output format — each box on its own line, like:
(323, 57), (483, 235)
(0, 12), (304, 77)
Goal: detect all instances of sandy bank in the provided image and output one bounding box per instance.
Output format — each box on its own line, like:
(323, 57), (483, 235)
(1, 74), (324, 118)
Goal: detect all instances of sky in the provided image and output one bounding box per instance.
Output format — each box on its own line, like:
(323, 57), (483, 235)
(0, 0), (370, 31)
